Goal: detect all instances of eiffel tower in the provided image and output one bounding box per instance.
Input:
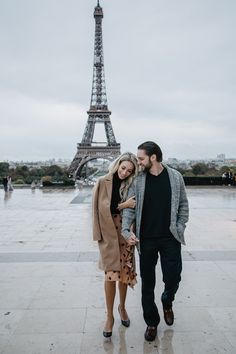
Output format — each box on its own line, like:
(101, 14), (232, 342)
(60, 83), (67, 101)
(69, 0), (120, 179)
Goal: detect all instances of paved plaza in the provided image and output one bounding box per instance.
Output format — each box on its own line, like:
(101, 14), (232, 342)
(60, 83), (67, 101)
(0, 186), (236, 353)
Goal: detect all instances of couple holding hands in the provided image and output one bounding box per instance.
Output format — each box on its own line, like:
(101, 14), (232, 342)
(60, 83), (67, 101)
(92, 141), (189, 342)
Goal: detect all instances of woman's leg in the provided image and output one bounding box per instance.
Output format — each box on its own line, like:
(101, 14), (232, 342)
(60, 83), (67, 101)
(118, 282), (129, 320)
(104, 280), (116, 331)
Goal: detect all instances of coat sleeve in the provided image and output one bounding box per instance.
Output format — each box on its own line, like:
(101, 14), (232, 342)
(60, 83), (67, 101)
(121, 180), (136, 240)
(177, 174), (189, 226)
(92, 179), (102, 241)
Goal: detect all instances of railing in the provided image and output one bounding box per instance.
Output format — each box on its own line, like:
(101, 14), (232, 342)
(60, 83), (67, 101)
(183, 176), (236, 186)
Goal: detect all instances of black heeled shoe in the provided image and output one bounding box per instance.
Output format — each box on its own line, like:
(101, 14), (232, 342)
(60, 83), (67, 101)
(118, 305), (130, 327)
(103, 318), (114, 338)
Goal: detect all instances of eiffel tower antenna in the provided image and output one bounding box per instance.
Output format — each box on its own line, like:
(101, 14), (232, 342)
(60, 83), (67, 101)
(69, 1), (120, 179)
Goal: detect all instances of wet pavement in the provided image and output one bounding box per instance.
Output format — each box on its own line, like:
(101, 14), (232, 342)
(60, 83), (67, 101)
(0, 186), (236, 353)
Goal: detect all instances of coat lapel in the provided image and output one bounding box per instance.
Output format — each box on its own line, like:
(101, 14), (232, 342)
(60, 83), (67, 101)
(104, 173), (113, 200)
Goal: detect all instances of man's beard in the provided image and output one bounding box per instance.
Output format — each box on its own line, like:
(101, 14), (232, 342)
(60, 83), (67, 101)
(143, 158), (152, 173)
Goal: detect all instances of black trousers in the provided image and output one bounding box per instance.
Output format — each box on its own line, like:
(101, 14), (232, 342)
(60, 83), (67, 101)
(140, 234), (182, 326)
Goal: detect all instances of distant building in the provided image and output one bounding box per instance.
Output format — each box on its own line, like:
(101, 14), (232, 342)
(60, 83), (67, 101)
(217, 153), (226, 160)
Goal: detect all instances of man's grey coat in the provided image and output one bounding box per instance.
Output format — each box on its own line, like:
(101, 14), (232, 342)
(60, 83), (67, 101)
(121, 165), (189, 252)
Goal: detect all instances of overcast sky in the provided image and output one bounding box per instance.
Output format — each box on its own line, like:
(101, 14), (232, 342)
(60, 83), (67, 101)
(0, 0), (235, 161)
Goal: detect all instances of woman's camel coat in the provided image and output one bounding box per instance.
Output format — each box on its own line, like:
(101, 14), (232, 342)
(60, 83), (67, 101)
(92, 173), (121, 272)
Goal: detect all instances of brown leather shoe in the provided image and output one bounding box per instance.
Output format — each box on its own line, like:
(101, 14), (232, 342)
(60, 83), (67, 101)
(144, 326), (157, 341)
(163, 307), (174, 326)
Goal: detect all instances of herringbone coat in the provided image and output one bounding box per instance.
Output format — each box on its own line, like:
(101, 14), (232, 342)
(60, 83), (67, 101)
(122, 164), (189, 252)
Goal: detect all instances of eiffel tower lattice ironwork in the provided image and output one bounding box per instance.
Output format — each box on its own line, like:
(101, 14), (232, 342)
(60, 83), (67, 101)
(69, 1), (120, 179)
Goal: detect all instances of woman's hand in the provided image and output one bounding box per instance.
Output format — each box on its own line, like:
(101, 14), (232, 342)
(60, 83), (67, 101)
(126, 196), (136, 208)
(118, 196), (136, 210)
(126, 233), (139, 246)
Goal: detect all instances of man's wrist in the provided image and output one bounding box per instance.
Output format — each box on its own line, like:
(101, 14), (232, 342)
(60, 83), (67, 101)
(121, 231), (132, 240)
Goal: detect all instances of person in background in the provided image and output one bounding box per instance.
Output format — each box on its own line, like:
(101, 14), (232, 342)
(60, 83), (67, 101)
(2, 176), (8, 192)
(31, 180), (36, 190)
(7, 176), (14, 192)
(122, 141), (189, 342)
(92, 152), (138, 338)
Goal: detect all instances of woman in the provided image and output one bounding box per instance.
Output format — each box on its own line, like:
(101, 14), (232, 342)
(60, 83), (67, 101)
(92, 152), (138, 338)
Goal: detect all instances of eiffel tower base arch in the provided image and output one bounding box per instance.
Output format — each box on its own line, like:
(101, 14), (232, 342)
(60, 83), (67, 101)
(68, 145), (120, 179)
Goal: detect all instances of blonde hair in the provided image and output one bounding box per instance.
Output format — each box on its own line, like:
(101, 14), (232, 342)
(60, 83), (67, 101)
(109, 152), (138, 201)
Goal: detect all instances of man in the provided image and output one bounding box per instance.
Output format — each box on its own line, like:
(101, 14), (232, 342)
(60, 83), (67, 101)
(121, 141), (189, 341)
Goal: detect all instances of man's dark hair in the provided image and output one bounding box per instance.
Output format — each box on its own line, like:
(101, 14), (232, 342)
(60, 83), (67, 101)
(138, 141), (163, 162)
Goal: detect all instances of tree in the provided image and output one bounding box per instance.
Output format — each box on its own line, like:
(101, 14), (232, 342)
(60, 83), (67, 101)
(44, 165), (64, 177)
(0, 162), (9, 177)
(219, 166), (232, 175)
(206, 166), (219, 176)
(14, 166), (29, 178)
(191, 163), (208, 176)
